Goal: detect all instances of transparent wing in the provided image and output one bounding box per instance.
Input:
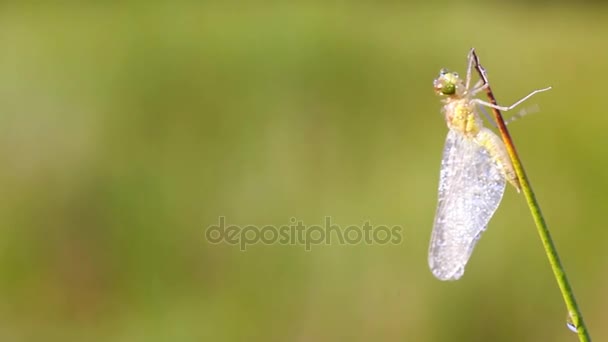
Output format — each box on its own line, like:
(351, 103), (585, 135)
(429, 129), (506, 281)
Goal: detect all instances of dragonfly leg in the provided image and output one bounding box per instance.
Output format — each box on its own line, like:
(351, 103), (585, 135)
(472, 87), (552, 112)
(465, 48), (476, 91)
(469, 81), (488, 96)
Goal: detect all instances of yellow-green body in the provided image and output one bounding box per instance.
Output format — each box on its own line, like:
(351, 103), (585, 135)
(442, 97), (521, 191)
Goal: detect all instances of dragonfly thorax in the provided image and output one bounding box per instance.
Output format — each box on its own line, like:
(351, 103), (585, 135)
(444, 99), (483, 137)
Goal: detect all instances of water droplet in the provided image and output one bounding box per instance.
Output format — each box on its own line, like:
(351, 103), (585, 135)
(566, 313), (578, 333)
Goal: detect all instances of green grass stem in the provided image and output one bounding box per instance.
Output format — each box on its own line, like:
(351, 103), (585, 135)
(471, 49), (591, 342)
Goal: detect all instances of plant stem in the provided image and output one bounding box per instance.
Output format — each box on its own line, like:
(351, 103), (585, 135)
(470, 49), (591, 342)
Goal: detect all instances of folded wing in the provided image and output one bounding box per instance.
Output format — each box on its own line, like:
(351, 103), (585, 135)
(429, 129), (506, 281)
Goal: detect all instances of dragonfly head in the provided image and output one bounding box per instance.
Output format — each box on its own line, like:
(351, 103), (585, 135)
(434, 68), (464, 97)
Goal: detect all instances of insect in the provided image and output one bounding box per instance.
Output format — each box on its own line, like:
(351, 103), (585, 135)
(428, 50), (551, 281)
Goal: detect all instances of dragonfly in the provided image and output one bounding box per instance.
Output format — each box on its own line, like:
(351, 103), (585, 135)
(429, 50), (551, 281)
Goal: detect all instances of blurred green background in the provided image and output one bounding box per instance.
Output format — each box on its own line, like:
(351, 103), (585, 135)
(0, 2), (606, 341)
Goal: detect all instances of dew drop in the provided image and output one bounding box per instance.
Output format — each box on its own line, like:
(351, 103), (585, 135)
(566, 313), (578, 333)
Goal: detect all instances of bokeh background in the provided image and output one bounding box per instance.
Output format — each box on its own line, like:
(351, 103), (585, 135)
(0, 2), (606, 341)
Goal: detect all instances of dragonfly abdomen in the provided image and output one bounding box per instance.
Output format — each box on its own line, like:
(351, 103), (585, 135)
(474, 128), (521, 191)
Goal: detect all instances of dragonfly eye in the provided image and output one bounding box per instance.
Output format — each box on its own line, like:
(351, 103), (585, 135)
(441, 83), (456, 95)
(439, 68), (449, 76)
